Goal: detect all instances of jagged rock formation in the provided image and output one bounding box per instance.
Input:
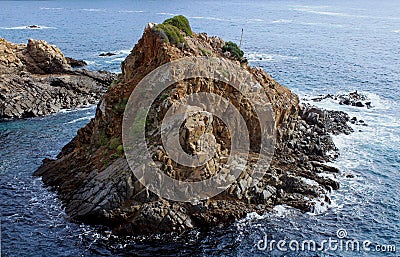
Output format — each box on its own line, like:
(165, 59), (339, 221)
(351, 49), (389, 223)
(0, 38), (116, 119)
(310, 91), (372, 108)
(35, 19), (352, 235)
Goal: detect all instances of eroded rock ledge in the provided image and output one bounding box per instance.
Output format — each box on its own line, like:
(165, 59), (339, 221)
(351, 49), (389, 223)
(0, 38), (116, 119)
(35, 19), (353, 235)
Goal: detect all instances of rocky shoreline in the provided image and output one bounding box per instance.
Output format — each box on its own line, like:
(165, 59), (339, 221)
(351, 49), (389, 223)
(0, 38), (116, 119)
(34, 17), (357, 235)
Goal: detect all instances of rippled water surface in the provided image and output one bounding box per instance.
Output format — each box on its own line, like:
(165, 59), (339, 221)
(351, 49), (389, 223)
(1, 0), (399, 256)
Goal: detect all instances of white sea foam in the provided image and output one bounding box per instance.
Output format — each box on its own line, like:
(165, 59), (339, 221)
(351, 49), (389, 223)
(317, 172), (336, 181)
(308, 196), (330, 215)
(40, 7), (63, 10)
(156, 12), (176, 16)
(189, 16), (229, 21)
(300, 22), (345, 28)
(98, 49), (130, 66)
(84, 60), (96, 66)
(58, 105), (96, 114)
(65, 116), (93, 124)
(246, 18), (264, 23)
(394, 30), (400, 33)
(245, 52), (298, 62)
(271, 19), (293, 24)
(241, 212), (266, 221)
(299, 89), (399, 218)
(290, 5), (333, 10)
(115, 49), (131, 55)
(1, 25), (56, 30)
(292, 5), (363, 18)
(272, 204), (295, 217)
(111, 57), (126, 62)
(118, 10), (144, 13)
(297, 9), (351, 17)
(292, 5), (400, 21)
(300, 177), (320, 187)
(79, 8), (105, 12)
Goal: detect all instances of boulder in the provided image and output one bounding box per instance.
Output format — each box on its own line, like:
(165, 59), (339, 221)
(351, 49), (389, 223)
(0, 38), (116, 119)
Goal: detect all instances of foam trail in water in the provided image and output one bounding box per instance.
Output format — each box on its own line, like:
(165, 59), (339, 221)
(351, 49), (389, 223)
(98, 49), (131, 63)
(271, 19), (293, 24)
(40, 7), (63, 10)
(79, 8), (105, 12)
(188, 16), (229, 21)
(156, 12), (176, 16)
(245, 52), (298, 62)
(118, 10), (144, 13)
(292, 5), (400, 21)
(1, 25), (56, 30)
(65, 116), (93, 124)
(58, 105), (96, 114)
(300, 22), (345, 28)
(246, 18), (264, 23)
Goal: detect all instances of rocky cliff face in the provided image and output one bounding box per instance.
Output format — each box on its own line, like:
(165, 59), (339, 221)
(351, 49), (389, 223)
(0, 38), (116, 119)
(35, 21), (352, 235)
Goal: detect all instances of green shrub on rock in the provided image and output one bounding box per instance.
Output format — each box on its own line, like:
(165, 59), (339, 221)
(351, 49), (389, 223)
(222, 41), (244, 61)
(163, 15), (193, 36)
(153, 23), (185, 46)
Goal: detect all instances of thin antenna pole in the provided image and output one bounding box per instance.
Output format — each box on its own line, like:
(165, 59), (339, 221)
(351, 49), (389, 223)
(239, 28), (243, 48)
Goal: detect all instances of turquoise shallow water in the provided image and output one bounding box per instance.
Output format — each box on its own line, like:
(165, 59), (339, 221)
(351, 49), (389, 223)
(0, 0), (399, 256)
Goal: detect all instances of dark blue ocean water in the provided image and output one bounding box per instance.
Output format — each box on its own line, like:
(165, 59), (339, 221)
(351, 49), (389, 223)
(1, 1), (399, 256)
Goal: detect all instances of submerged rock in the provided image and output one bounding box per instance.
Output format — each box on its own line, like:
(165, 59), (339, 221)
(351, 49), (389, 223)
(35, 17), (352, 235)
(99, 52), (116, 57)
(311, 91), (373, 109)
(0, 38), (116, 119)
(27, 25), (40, 29)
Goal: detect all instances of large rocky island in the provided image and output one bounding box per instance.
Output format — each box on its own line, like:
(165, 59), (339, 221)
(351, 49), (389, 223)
(0, 38), (116, 119)
(34, 16), (353, 235)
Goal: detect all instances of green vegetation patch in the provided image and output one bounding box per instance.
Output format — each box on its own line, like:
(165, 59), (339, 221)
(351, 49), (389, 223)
(113, 98), (128, 113)
(222, 41), (244, 61)
(199, 46), (211, 56)
(98, 131), (108, 147)
(153, 23), (185, 46)
(108, 137), (121, 150)
(152, 15), (193, 46)
(163, 15), (193, 36)
(116, 144), (124, 155)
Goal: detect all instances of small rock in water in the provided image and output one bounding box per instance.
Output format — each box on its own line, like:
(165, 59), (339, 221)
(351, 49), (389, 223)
(27, 25), (40, 29)
(311, 91), (372, 109)
(354, 101), (364, 107)
(99, 52), (116, 57)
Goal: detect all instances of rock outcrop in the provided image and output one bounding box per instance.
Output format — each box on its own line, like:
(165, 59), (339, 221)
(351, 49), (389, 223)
(35, 18), (352, 235)
(0, 38), (116, 119)
(310, 91), (372, 108)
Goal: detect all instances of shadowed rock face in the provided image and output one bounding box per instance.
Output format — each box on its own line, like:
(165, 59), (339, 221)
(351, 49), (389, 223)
(35, 24), (352, 235)
(0, 38), (116, 119)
